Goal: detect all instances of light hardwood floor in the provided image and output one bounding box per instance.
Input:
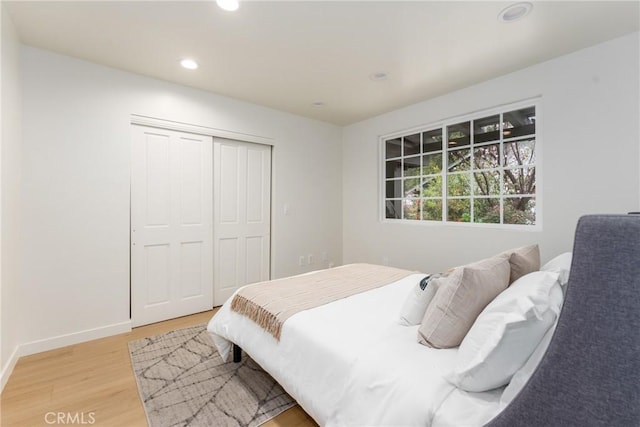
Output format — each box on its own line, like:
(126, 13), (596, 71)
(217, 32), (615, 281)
(1, 310), (317, 427)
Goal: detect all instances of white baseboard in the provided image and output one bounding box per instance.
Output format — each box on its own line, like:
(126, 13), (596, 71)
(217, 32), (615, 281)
(1, 345), (21, 392)
(0, 320), (132, 392)
(19, 321), (132, 357)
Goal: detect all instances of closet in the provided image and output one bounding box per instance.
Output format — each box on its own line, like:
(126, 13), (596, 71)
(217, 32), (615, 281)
(131, 124), (271, 326)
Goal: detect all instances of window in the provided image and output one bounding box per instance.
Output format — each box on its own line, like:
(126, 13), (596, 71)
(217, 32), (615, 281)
(383, 102), (537, 226)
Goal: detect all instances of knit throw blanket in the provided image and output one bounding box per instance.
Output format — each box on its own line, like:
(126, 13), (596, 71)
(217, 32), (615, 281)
(230, 263), (414, 340)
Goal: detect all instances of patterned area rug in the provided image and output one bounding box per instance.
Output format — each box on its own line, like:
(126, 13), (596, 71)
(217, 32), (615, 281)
(129, 324), (295, 427)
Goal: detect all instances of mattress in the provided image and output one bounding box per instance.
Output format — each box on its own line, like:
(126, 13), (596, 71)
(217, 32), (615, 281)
(208, 268), (505, 426)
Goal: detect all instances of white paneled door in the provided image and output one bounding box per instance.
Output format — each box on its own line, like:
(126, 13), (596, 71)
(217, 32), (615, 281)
(214, 139), (271, 305)
(131, 126), (213, 327)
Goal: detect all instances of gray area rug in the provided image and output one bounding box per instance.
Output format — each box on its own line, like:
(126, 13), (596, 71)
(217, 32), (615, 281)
(129, 324), (295, 427)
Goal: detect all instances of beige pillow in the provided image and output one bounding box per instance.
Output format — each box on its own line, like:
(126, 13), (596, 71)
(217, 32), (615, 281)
(508, 244), (540, 284)
(418, 255), (511, 349)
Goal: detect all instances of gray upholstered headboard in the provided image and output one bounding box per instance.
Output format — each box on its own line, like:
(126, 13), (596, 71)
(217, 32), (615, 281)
(486, 214), (640, 426)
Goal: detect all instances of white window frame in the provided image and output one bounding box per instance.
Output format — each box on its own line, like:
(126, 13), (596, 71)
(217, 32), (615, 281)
(379, 98), (542, 230)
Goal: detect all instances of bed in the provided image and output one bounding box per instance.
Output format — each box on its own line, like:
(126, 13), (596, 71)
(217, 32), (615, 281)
(208, 214), (640, 426)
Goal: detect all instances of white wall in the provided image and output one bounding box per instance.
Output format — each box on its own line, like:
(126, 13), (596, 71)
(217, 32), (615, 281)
(18, 47), (342, 354)
(342, 33), (640, 273)
(1, 4), (23, 390)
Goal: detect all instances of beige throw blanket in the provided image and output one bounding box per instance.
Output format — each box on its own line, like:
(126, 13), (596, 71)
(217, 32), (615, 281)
(230, 263), (414, 340)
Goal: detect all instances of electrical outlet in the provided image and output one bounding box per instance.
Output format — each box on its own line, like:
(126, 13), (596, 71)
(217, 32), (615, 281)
(308, 254), (314, 264)
(298, 256), (305, 267)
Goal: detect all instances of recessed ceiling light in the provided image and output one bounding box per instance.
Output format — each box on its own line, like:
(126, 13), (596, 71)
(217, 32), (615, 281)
(498, 2), (533, 23)
(217, 0), (239, 12)
(180, 59), (198, 70)
(370, 72), (388, 82)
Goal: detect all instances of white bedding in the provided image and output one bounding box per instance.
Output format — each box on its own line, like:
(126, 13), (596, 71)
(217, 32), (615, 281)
(208, 269), (506, 426)
(432, 387), (504, 426)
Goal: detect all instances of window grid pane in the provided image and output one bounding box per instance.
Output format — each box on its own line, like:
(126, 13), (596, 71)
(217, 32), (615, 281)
(385, 138), (402, 159)
(403, 199), (420, 220)
(448, 148), (471, 172)
(385, 159), (402, 179)
(385, 199), (401, 219)
(403, 134), (421, 156)
(448, 198), (471, 222)
(422, 199), (443, 221)
(383, 104), (536, 226)
(422, 175), (442, 198)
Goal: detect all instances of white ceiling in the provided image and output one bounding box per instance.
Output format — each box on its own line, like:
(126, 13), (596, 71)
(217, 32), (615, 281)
(5, 1), (639, 125)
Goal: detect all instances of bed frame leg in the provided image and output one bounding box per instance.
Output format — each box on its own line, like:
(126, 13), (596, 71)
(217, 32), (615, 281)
(232, 344), (242, 363)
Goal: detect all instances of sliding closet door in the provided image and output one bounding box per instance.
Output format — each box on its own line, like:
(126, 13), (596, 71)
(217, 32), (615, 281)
(131, 125), (213, 327)
(214, 139), (271, 305)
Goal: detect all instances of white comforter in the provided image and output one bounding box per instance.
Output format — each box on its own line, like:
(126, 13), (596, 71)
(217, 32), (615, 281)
(207, 269), (498, 426)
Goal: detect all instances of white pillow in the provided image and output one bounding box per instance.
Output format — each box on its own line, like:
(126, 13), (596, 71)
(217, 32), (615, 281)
(397, 273), (442, 326)
(500, 316), (559, 407)
(447, 271), (564, 392)
(541, 252), (572, 289)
